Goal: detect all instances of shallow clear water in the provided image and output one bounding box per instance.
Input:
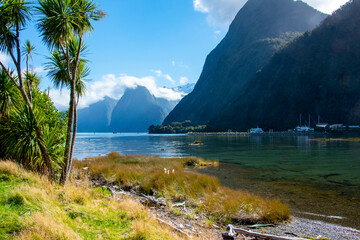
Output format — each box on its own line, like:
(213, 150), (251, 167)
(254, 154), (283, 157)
(74, 133), (360, 228)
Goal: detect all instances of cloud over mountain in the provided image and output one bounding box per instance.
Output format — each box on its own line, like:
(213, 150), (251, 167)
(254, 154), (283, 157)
(193, 0), (349, 28)
(50, 74), (185, 111)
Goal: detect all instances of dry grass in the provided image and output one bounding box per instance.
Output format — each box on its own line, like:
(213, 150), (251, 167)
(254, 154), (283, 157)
(74, 153), (290, 224)
(309, 138), (360, 142)
(0, 160), (182, 240)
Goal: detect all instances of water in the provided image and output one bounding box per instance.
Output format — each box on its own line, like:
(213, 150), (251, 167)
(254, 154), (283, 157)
(74, 133), (360, 229)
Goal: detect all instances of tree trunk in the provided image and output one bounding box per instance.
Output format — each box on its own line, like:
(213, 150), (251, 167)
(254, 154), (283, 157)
(60, 81), (75, 186)
(11, 24), (54, 181)
(20, 86), (55, 181)
(67, 96), (79, 177)
(60, 36), (83, 186)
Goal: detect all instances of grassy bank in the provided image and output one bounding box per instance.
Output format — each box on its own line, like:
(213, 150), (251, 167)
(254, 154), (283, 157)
(0, 161), (181, 240)
(75, 153), (290, 224)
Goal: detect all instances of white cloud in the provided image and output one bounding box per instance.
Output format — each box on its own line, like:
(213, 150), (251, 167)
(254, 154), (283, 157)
(151, 69), (176, 84)
(193, 0), (350, 28)
(152, 70), (162, 77)
(193, 0), (247, 28)
(33, 66), (47, 74)
(171, 60), (176, 67)
(164, 74), (175, 84)
(50, 74), (185, 110)
(302, 0), (349, 14)
(0, 51), (11, 67)
(180, 77), (189, 85)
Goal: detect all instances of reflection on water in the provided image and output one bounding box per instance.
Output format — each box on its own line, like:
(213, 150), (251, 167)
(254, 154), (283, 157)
(75, 133), (360, 190)
(74, 133), (360, 229)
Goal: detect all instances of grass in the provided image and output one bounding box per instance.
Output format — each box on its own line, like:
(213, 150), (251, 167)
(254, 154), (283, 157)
(309, 138), (360, 142)
(0, 160), (181, 240)
(74, 153), (290, 224)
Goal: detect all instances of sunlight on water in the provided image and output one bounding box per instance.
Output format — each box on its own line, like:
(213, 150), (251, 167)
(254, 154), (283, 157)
(74, 133), (360, 228)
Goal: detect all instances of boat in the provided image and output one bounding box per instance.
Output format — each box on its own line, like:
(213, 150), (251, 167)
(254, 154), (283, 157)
(250, 127), (264, 134)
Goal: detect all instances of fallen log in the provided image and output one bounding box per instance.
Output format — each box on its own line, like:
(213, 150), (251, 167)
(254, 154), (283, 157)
(246, 224), (277, 229)
(223, 225), (309, 240)
(140, 193), (167, 207)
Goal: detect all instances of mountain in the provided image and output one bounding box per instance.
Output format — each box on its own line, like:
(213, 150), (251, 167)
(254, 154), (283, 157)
(77, 97), (117, 132)
(110, 86), (166, 132)
(163, 0), (327, 125)
(211, 0), (360, 131)
(172, 83), (196, 94)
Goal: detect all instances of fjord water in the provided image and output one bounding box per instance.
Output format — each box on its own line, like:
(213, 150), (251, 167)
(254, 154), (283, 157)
(74, 133), (360, 229)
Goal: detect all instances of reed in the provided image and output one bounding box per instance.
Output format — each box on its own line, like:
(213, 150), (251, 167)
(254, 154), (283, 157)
(74, 153), (290, 224)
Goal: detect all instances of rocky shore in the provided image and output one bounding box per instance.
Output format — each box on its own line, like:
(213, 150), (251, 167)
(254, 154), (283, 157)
(92, 176), (360, 240)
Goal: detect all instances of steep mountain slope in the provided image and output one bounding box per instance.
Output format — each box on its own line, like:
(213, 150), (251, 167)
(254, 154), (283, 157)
(212, 0), (360, 131)
(77, 97), (117, 132)
(164, 0), (326, 125)
(110, 86), (166, 132)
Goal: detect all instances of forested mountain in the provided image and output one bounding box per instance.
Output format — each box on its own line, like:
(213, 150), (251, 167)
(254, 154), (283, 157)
(163, 0), (326, 125)
(211, 0), (360, 131)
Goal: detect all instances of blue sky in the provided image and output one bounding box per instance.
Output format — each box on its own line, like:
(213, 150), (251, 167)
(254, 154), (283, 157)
(0, 0), (349, 110)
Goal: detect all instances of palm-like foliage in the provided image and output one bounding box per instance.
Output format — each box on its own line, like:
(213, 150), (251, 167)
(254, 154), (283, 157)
(0, 68), (19, 116)
(37, 0), (103, 49)
(0, 104), (63, 173)
(0, 0), (31, 52)
(37, 0), (103, 185)
(45, 37), (89, 96)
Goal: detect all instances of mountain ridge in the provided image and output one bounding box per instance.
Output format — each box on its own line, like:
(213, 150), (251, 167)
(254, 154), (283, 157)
(163, 0), (327, 125)
(211, 0), (360, 131)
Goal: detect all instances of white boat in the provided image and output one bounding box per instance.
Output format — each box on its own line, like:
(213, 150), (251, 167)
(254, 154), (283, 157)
(250, 127), (264, 133)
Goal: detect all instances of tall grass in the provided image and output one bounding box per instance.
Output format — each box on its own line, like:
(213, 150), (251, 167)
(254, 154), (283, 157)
(74, 153), (290, 224)
(0, 160), (182, 240)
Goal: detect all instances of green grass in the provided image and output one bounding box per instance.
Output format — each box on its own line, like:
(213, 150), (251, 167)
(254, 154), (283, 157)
(75, 153), (290, 224)
(0, 161), (181, 240)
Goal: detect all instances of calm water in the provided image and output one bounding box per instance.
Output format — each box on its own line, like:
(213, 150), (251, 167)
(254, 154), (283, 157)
(74, 133), (360, 229)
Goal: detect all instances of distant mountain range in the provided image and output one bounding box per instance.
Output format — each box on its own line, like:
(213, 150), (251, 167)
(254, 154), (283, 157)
(163, 0), (327, 126)
(77, 84), (194, 132)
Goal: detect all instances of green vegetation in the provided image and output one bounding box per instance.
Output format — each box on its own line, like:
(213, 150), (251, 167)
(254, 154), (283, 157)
(0, 0), (103, 184)
(75, 153), (290, 224)
(149, 120), (207, 134)
(0, 160), (181, 239)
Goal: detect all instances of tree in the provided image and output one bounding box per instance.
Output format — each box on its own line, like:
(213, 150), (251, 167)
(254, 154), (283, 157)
(22, 40), (35, 102)
(0, 0), (55, 180)
(37, 0), (104, 185)
(46, 36), (89, 173)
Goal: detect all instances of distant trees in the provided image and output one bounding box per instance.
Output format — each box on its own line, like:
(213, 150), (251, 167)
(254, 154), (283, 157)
(149, 121), (207, 134)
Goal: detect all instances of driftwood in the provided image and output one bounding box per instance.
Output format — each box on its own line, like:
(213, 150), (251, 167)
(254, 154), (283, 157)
(246, 224), (277, 229)
(156, 217), (192, 239)
(172, 201), (186, 207)
(140, 193), (167, 207)
(223, 225), (309, 240)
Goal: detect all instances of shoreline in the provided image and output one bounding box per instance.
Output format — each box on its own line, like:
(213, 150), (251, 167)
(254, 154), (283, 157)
(196, 162), (360, 232)
(91, 170), (360, 240)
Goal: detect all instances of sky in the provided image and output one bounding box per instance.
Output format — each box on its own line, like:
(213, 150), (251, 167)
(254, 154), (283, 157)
(0, 0), (350, 110)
